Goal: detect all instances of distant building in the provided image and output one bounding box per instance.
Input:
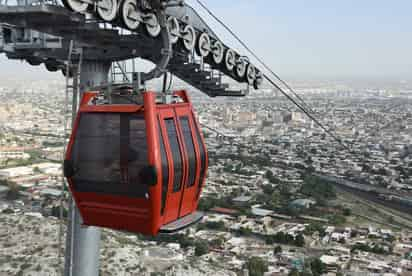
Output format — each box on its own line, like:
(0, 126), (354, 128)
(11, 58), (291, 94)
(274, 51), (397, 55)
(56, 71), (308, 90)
(0, 185), (10, 197)
(320, 255), (340, 273)
(251, 207), (273, 217)
(0, 151), (30, 160)
(210, 207), (238, 216)
(39, 188), (62, 198)
(232, 195), (252, 207)
(289, 199), (316, 209)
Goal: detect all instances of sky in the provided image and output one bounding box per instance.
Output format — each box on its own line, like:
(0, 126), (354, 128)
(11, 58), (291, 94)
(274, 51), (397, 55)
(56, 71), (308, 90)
(1, 0), (411, 80)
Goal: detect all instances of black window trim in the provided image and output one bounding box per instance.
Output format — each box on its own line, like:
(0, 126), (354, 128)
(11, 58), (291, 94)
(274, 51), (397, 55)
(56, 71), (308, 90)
(165, 118), (184, 193)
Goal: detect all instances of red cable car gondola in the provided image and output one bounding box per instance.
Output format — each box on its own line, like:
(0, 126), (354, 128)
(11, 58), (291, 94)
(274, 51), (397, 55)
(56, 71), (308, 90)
(64, 90), (208, 236)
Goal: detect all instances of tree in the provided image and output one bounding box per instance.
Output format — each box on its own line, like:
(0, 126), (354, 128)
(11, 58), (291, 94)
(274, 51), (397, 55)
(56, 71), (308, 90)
(310, 258), (327, 276)
(194, 241), (209, 256)
(330, 214), (346, 226)
(301, 175), (336, 201)
(6, 181), (19, 200)
(246, 257), (268, 276)
(343, 208), (352, 216)
(201, 221), (225, 231)
(274, 245), (282, 255)
(262, 184), (275, 195)
(294, 234), (305, 247)
(304, 223), (326, 237)
(197, 197), (216, 211)
(284, 206), (299, 217)
(265, 170), (274, 180)
(239, 227), (252, 236)
(210, 238), (224, 248)
(288, 269), (300, 276)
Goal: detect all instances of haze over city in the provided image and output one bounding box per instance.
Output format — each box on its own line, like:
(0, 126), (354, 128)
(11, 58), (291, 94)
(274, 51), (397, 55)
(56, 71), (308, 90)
(1, 0), (412, 80)
(0, 1), (411, 276)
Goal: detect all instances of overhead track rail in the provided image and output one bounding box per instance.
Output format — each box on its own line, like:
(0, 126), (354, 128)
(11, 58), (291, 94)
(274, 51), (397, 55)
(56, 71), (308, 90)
(0, 0), (264, 97)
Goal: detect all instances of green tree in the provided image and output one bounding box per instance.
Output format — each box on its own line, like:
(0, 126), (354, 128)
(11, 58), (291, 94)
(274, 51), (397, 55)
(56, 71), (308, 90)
(194, 241), (209, 256)
(310, 258), (327, 276)
(246, 257), (268, 276)
(274, 245), (282, 255)
(288, 269), (300, 276)
(197, 197), (216, 211)
(330, 214), (346, 226)
(239, 227), (252, 236)
(210, 238), (224, 248)
(294, 234), (305, 247)
(301, 175), (336, 202)
(304, 223), (326, 237)
(343, 208), (352, 216)
(6, 181), (19, 200)
(265, 170), (274, 180)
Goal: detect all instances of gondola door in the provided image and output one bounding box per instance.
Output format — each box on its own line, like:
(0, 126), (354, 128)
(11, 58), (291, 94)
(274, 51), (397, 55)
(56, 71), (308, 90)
(175, 106), (200, 217)
(158, 108), (185, 224)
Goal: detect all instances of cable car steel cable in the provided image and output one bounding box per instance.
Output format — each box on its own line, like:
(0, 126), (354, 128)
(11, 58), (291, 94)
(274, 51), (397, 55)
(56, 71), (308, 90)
(194, 0), (351, 151)
(264, 76), (352, 151)
(194, 0), (317, 114)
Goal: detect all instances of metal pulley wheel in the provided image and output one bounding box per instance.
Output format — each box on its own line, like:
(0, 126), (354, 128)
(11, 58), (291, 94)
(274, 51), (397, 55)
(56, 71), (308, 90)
(246, 63), (256, 85)
(45, 62), (58, 72)
(143, 13), (161, 37)
(97, 0), (119, 21)
(167, 17), (180, 44)
(180, 24), (196, 52)
(235, 58), (247, 78)
(121, 0), (142, 30)
(224, 48), (236, 71)
(254, 71), (263, 89)
(26, 58), (42, 66)
(211, 40), (224, 65)
(62, 0), (89, 13)
(195, 32), (211, 57)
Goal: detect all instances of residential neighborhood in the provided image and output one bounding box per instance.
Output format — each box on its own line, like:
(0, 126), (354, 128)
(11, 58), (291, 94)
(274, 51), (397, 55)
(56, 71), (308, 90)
(0, 76), (411, 275)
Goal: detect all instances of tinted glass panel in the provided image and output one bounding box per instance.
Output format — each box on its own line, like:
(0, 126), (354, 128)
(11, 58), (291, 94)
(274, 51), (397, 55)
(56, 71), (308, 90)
(195, 126), (207, 196)
(165, 119), (183, 193)
(159, 120), (169, 214)
(181, 117), (197, 187)
(70, 113), (148, 198)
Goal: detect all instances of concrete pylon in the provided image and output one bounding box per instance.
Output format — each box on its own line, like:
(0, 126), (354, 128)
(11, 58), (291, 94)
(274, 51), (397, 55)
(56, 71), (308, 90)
(64, 60), (111, 276)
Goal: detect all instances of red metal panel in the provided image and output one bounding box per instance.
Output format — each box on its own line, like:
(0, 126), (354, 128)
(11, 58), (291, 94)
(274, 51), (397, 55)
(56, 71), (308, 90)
(188, 113), (202, 211)
(143, 92), (162, 234)
(65, 92), (155, 235)
(79, 92), (99, 107)
(73, 191), (152, 234)
(81, 105), (143, 113)
(65, 90), (208, 235)
(192, 108), (209, 209)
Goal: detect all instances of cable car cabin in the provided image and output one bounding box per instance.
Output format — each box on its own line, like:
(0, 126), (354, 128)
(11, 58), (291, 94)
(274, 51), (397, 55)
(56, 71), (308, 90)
(64, 90), (208, 236)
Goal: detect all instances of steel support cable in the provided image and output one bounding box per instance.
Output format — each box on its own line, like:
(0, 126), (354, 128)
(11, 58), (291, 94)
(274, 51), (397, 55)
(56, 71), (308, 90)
(194, 0), (315, 114)
(200, 123), (228, 138)
(194, 0), (350, 150)
(264, 75), (351, 150)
